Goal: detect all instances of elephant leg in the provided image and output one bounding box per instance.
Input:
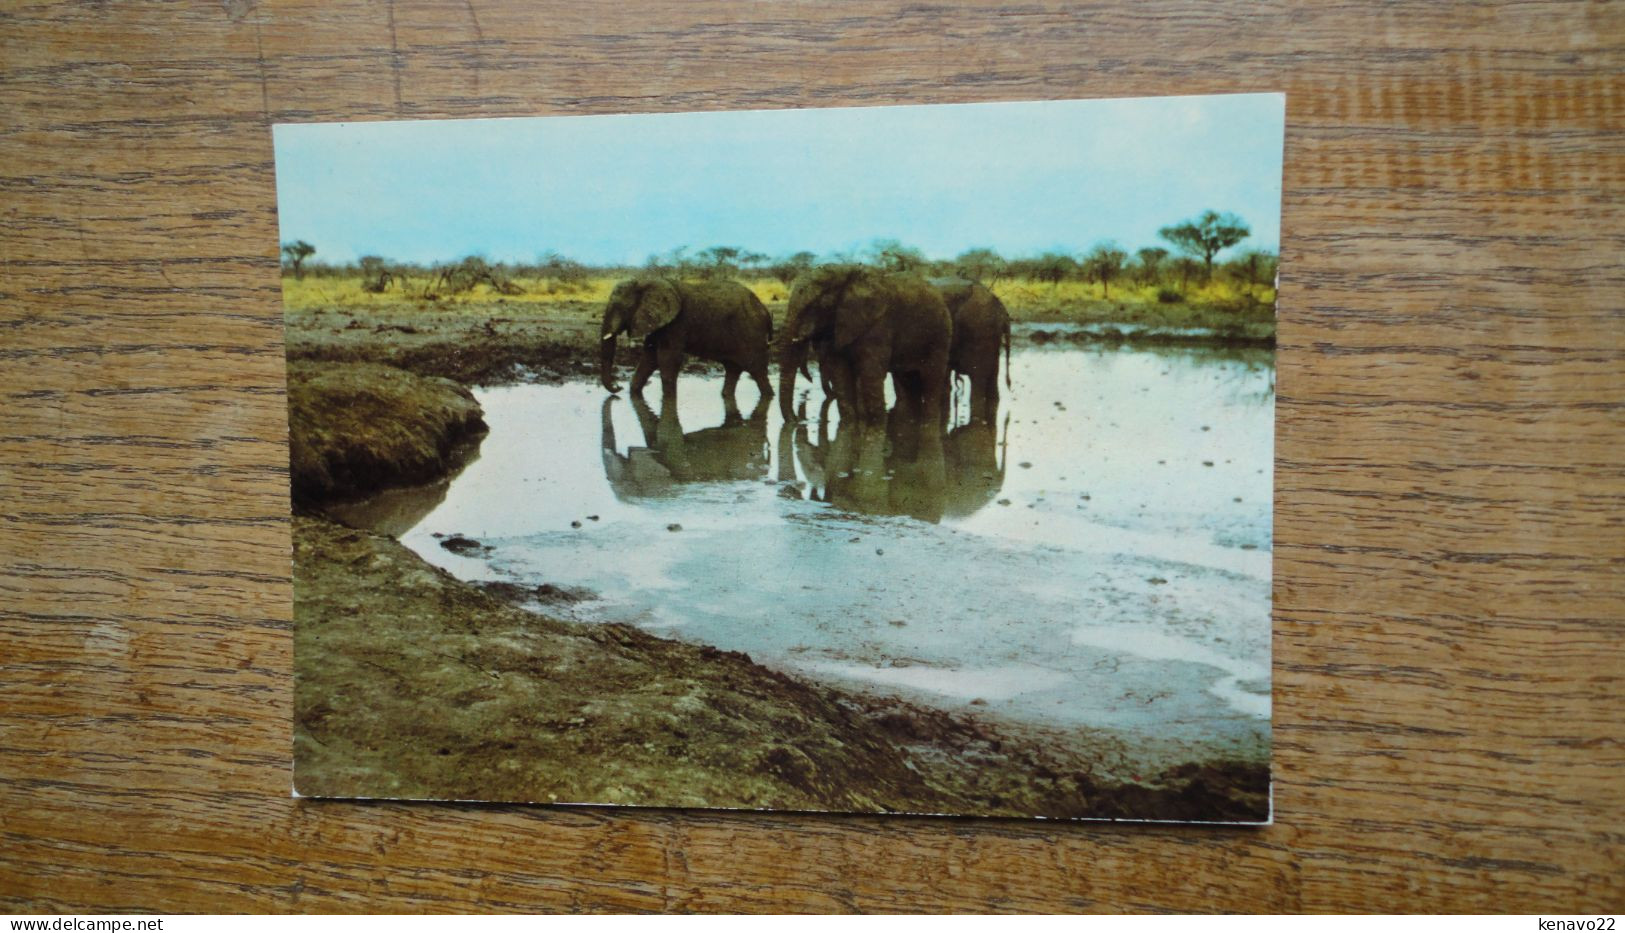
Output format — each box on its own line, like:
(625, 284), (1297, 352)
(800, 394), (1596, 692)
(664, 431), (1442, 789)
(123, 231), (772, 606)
(889, 371), (923, 461)
(826, 355), (858, 428)
(749, 359), (774, 401)
(656, 344), (684, 400)
(974, 371), (1000, 424)
(853, 347), (890, 431)
(629, 347), (657, 396)
(721, 362), (742, 400)
(917, 357), (950, 487)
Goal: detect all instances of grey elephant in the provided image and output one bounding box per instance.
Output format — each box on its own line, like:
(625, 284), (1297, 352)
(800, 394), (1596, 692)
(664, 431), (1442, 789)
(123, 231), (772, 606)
(941, 416), (1008, 519)
(600, 394), (770, 500)
(599, 277), (775, 402)
(930, 277), (1012, 424)
(778, 266), (953, 459)
(784, 401), (1008, 524)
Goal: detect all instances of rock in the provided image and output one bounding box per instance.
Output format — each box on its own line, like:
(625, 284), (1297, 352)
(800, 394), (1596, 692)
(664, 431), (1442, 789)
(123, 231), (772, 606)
(440, 534), (487, 555)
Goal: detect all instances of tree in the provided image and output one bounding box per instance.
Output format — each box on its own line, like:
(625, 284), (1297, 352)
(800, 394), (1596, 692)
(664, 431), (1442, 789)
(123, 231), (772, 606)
(737, 251), (768, 275)
(767, 251), (817, 286)
(1083, 242), (1129, 299)
(645, 246), (705, 278)
(358, 255), (393, 293)
(1224, 249), (1278, 304)
(432, 256), (521, 296)
(1134, 246), (1169, 285)
(954, 248), (1008, 284)
(1158, 210), (1250, 281)
(281, 240), (316, 279)
(536, 251), (590, 291)
(1028, 251), (1079, 287)
(696, 245), (743, 277)
(1169, 256), (1202, 291)
(867, 239), (927, 273)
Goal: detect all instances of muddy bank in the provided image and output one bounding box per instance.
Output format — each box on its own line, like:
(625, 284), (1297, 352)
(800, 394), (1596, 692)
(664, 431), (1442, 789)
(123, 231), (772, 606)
(1020, 322), (1274, 349)
(284, 302), (779, 388)
(285, 305), (605, 386)
(287, 360), (488, 504)
(284, 300), (1274, 394)
(293, 514), (1267, 820)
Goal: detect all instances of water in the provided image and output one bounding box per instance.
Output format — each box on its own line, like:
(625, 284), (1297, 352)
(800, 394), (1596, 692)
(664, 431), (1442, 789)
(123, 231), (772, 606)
(340, 344), (1274, 757)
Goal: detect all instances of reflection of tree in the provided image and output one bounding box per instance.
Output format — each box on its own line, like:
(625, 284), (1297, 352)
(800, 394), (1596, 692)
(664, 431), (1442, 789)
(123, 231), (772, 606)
(600, 395), (770, 500)
(779, 402), (1009, 524)
(1157, 346), (1276, 408)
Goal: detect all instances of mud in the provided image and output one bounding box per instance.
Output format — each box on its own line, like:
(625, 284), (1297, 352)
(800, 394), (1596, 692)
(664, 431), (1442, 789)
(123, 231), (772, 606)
(293, 514), (1268, 820)
(286, 360), (488, 504)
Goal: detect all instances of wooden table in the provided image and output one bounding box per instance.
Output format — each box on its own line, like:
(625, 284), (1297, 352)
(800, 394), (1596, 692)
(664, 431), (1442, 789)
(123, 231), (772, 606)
(3, 0), (1620, 913)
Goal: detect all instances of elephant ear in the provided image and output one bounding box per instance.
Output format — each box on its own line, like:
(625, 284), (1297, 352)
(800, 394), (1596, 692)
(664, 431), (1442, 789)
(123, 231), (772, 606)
(832, 271), (886, 350)
(630, 280), (681, 339)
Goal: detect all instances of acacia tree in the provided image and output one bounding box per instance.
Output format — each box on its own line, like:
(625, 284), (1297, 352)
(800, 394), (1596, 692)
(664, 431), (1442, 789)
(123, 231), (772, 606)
(954, 248), (1008, 284)
(1158, 210), (1250, 281)
(281, 240), (316, 279)
(1083, 243), (1128, 299)
(1028, 251), (1079, 287)
(358, 255), (393, 293)
(536, 251), (589, 291)
(1169, 256), (1203, 291)
(768, 251), (817, 286)
(696, 246), (744, 277)
(868, 239), (927, 273)
(1226, 249), (1279, 301)
(1135, 246), (1169, 285)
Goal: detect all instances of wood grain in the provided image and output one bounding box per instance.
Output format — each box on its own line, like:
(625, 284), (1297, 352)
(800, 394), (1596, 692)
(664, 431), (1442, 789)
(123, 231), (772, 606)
(3, 0), (1621, 913)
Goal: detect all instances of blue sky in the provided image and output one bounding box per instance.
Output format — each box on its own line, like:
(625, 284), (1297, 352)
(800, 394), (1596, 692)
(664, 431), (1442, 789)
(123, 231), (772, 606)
(273, 93), (1283, 266)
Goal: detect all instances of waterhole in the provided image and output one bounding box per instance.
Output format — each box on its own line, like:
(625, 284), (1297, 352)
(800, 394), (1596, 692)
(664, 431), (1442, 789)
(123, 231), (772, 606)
(336, 343), (1274, 754)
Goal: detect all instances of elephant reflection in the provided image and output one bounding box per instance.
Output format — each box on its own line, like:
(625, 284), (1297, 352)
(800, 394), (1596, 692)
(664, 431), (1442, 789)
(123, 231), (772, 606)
(778, 403), (1007, 523)
(601, 395), (770, 499)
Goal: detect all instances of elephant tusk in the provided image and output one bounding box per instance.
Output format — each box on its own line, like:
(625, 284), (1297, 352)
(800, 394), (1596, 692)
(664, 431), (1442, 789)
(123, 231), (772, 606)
(602, 333), (615, 342)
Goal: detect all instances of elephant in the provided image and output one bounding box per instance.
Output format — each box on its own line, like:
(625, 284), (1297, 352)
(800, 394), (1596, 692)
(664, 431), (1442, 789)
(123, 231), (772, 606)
(600, 394), (770, 500)
(929, 277), (1012, 424)
(779, 399), (1005, 524)
(778, 266), (954, 470)
(599, 277), (775, 403)
(941, 416), (1009, 519)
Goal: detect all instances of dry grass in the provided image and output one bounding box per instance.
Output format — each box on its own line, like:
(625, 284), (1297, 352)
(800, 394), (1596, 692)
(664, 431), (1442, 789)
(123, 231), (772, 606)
(281, 273), (1274, 332)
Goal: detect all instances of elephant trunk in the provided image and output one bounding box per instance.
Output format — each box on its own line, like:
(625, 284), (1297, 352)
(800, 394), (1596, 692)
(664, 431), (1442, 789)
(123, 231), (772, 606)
(779, 340), (806, 421)
(599, 316), (622, 393)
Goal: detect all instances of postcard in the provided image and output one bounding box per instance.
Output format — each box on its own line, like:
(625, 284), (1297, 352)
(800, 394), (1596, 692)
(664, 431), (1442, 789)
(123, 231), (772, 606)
(276, 92), (1282, 822)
